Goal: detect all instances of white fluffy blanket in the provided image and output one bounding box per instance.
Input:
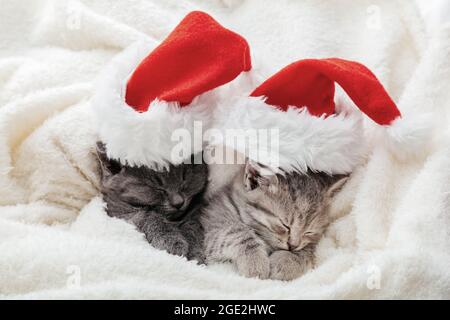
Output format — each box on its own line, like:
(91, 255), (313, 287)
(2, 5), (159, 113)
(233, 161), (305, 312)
(1, 0), (450, 299)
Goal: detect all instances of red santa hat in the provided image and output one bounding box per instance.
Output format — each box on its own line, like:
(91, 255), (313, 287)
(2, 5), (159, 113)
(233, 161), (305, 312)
(216, 58), (428, 174)
(92, 11), (251, 169)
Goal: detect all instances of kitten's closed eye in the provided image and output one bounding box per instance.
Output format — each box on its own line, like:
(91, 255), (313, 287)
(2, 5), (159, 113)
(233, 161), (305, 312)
(302, 231), (318, 241)
(120, 189), (160, 209)
(273, 223), (289, 236)
(126, 200), (150, 209)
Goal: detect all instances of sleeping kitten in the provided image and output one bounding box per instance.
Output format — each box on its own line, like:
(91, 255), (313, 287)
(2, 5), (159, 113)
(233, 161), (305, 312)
(201, 161), (347, 280)
(96, 142), (208, 263)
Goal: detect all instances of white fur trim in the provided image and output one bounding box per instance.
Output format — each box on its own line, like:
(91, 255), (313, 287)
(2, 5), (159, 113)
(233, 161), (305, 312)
(213, 96), (366, 174)
(375, 113), (434, 162)
(91, 41), (215, 169)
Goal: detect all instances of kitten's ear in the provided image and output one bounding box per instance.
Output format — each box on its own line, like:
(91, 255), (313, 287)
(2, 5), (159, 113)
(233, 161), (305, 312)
(96, 141), (122, 176)
(244, 160), (279, 192)
(326, 175), (349, 199)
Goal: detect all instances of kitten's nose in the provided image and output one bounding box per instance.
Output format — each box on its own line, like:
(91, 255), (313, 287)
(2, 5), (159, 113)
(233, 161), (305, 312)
(169, 194), (185, 209)
(287, 236), (300, 251)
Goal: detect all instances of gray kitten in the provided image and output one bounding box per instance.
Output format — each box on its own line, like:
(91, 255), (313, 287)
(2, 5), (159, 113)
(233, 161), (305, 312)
(96, 142), (208, 263)
(201, 161), (347, 280)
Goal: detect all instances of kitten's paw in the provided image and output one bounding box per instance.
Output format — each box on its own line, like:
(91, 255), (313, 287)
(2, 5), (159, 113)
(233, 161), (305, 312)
(187, 246), (206, 264)
(191, 252), (206, 265)
(269, 250), (313, 281)
(150, 235), (189, 258)
(236, 250), (270, 280)
(166, 237), (190, 257)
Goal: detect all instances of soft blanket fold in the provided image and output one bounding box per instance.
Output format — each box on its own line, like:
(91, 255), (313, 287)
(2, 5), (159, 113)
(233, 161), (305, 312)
(0, 0), (449, 299)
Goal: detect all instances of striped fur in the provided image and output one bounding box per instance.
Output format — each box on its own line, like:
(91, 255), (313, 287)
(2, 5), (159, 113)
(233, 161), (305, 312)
(201, 161), (347, 280)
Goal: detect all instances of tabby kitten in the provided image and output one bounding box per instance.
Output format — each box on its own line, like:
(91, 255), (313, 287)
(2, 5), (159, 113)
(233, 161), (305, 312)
(96, 142), (208, 262)
(201, 161), (347, 280)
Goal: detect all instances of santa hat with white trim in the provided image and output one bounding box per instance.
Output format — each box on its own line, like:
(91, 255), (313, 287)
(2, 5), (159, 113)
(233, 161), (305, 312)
(218, 58), (428, 174)
(93, 11), (251, 170)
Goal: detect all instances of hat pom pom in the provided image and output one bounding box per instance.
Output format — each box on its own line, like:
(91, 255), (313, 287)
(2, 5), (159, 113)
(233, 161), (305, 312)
(374, 113), (434, 161)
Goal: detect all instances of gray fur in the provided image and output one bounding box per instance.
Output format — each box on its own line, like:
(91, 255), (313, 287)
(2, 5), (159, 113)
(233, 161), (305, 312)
(201, 161), (347, 280)
(96, 142), (208, 263)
